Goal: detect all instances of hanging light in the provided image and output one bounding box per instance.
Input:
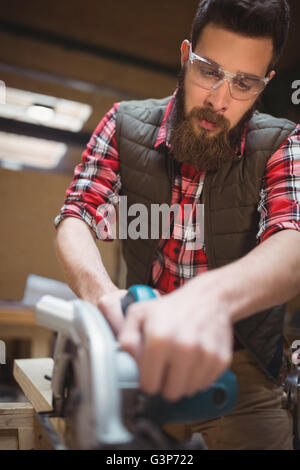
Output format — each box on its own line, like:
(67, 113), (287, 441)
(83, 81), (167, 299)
(26, 103), (55, 123)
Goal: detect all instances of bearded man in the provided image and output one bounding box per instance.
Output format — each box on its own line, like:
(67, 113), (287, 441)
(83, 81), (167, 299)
(54, 0), (300, 450)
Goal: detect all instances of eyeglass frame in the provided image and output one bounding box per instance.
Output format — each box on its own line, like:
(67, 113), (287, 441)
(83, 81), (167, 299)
(186, 40), (271, 101)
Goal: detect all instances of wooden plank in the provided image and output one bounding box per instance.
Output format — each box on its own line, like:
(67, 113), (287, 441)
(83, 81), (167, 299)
(0, 403), (35, 430)
(0, 401), (63, 450)
(0, 308), (36, 326)
(0, 412), (34, 429)
(18, 427), (35, 450)
(0, 403), (35, 450)
(0, 324), (49, 338)
(0, 430), (18, 450)
(33, 415), (53, 450)
(0, 403), (33, 415)
(13, 359), (67, 448)
(13, 358), (53, 412)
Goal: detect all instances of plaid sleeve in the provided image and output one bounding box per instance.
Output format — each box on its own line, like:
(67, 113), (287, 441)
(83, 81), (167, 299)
(257, 124), (300, 243)
(54, 103), (121, 240)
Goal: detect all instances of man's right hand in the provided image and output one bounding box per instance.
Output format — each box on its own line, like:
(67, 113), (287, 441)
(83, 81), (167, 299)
(97, 289), (128, 336)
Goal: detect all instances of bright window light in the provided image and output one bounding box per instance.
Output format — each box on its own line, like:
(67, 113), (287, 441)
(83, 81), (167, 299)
(0, 88), (92, 131)
(0, 132), (67, 169)
(26, 104), (56, 122)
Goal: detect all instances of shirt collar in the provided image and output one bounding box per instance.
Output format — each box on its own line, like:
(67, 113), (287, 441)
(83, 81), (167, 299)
(154, 90), (177, 150)
(154, 89), (248, 158)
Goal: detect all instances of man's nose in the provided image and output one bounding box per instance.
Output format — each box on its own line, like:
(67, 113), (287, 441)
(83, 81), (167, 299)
(204, 79), (231, 113)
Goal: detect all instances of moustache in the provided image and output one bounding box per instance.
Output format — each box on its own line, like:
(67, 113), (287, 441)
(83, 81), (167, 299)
(186, 107), (231, 132)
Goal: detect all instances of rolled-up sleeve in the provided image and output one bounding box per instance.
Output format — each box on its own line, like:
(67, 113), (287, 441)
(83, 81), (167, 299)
(54, 103), (121, 240)
(257, 124), (300, 243)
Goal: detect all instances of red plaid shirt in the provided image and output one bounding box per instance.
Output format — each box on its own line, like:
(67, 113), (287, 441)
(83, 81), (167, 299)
(54, 95), (300, 296)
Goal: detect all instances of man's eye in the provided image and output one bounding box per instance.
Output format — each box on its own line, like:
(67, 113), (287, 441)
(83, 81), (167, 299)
(198, 64), (220, 78)
(235, 78), (253, 91)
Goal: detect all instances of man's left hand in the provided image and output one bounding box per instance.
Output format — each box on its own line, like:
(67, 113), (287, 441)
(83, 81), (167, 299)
(118, 276), (233, 402)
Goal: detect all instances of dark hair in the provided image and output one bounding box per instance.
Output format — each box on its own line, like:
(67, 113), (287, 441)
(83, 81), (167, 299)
(190, 0), (290, 68)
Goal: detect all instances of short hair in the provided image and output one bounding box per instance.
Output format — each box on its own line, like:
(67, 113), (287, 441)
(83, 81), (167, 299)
(190, 0), (290, 68)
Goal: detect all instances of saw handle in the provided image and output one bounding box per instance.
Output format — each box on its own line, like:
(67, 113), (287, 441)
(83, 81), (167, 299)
(121, 285), (157, 315)
(121, 285), (238, 424)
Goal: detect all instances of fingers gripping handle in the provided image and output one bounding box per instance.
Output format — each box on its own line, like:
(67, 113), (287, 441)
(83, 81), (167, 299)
(121, 285), (238, 424)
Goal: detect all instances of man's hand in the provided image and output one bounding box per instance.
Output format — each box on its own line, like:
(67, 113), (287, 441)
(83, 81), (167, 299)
(118, 276), (233, 402)
(97, 289), (128, 336)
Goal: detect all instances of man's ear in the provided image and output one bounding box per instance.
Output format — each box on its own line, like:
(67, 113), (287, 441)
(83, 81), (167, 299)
(180, 40), (190, 68)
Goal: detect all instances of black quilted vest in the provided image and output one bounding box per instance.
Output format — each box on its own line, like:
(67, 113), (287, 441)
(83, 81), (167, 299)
(116, 96), (296, 384)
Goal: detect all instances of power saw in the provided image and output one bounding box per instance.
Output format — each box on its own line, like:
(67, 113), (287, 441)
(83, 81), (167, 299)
(35, 285), (238, 450)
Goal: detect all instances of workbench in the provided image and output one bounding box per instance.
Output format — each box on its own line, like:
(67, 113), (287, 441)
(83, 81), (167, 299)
(0, 358), (64, 450)
(0, 305), (53, 358)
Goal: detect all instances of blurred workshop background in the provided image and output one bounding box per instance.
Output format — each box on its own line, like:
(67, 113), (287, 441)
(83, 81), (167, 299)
(0, 0), (299, 398)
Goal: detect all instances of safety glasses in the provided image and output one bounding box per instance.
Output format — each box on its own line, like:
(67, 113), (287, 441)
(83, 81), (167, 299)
(187, 41), (270, 101)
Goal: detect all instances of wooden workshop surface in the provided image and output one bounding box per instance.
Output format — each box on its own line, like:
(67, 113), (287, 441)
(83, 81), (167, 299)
(0, 403), (35, 450)
(12, 358), (66, 448)
(0, 306), (36, 326)
(0, 401), (55, 450)
(13, 358), (54, 412)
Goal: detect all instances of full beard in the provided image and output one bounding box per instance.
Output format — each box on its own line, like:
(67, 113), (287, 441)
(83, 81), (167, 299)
(168, 68), (256, 172)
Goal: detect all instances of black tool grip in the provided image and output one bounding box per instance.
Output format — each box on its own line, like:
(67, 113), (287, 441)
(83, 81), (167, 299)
(121, 291), (136, 316)
(121, 285), (157, 316)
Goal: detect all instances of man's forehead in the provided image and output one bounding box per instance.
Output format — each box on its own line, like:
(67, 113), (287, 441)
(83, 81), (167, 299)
(194, 23), (274, 76)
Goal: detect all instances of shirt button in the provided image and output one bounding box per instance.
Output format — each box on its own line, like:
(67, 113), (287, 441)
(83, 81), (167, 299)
(173, 248), (180, 254)
(173, 280), (180, 287)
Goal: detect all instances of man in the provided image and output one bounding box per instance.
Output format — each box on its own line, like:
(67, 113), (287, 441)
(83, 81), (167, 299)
(54, 0), (300, 449)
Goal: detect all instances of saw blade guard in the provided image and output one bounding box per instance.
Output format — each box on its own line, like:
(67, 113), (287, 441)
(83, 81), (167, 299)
(36, 295), (134, 448)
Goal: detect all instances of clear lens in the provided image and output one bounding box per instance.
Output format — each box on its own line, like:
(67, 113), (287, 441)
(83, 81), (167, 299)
(189, 59), (266, 101)
(232, 75), (265, 99)
(190, 60), (222, 89)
